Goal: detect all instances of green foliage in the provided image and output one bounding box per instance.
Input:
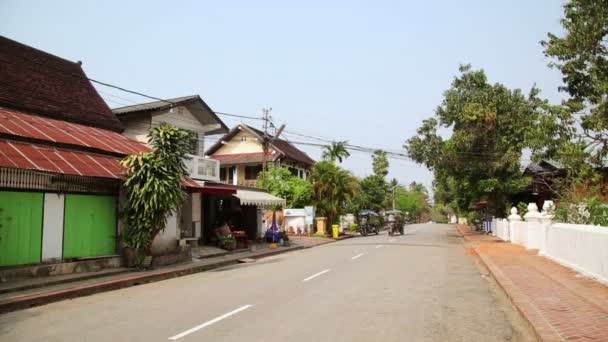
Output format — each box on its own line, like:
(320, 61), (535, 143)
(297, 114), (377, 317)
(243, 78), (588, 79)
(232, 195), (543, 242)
(310, 160), (359, 225)
(278, 230), (289, 241)
(405, 65), (543, 216)
(219, 235), (237, 250)
(542, 0), (608, 169)
(321, 141), (351, 163)
(555, 196), (608, 226)
(356, 175), (387, 213)
(372, 150), (389, 178)
(516, 202), (528, 219)
(120, 123), (192, 264)
(257, 164), (313, 208)
(348, 223), (359, 232)
(394, 183), (430, 222)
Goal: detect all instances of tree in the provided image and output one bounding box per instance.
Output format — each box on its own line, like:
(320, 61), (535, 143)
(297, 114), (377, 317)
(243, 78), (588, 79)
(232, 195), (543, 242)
(394, 183), (430, 222)
(321, 141), (351, 163)
(257, 164), (313, 208)
(539, 0), (608, 196)
(372, 150), (389, 178)
(357, 175), (388, 212)
(310, 160), (359, 225)
(405, 65), (541, 216)
(542, 0), (608, 165)
(120, 123), (193, 264)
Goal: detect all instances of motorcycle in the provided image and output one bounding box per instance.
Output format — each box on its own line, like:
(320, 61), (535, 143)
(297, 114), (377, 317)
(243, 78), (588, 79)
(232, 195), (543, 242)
(358, 209), (380, 236)
(385, 210), (404, 236)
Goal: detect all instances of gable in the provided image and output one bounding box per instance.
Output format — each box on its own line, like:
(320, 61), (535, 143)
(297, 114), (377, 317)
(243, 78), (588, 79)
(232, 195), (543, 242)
(213, 130), (266, 155)
(0, 36), (123, 132)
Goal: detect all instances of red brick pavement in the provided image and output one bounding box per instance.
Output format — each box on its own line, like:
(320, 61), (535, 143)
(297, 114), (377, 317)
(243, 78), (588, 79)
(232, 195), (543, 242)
(457, 225), (608, 341)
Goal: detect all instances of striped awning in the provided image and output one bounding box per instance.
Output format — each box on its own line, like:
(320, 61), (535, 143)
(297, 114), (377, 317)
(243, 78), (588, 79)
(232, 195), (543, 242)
(233, 189), (285, 207)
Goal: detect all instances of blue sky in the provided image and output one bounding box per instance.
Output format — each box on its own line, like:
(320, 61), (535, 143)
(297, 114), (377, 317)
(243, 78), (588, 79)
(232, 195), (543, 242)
(0, 0), (567, 195)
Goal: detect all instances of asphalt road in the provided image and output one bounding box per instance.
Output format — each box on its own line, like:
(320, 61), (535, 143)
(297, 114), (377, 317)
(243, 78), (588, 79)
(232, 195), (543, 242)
(0, 223), (535, 341)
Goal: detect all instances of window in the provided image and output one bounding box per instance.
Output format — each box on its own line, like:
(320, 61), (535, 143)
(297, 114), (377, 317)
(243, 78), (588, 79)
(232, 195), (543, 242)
(220, 167), (234, 182)
(245, 165), (263, 180)
(289, 167), (298, 177)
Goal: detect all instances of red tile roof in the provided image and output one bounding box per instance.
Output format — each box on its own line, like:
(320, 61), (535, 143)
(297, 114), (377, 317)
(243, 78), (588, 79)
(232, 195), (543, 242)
(0, 106), (148, 156)
(0, 36), (124, 132)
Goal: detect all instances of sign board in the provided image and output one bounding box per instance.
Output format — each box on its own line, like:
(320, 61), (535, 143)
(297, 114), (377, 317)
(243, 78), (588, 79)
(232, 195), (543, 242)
(304, 206), (315, 225)
(283, 208), (307, 217)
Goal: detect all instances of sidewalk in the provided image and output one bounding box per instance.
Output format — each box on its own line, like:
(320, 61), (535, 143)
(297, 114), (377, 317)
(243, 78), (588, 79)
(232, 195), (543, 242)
(457, 225), (608, 341)
(0, 244), (304, 314)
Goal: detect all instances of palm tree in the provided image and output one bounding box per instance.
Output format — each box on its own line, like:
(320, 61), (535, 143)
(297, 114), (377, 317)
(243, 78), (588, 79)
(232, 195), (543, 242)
(310, 161), (359, 226)
(321, 141), (351, 163)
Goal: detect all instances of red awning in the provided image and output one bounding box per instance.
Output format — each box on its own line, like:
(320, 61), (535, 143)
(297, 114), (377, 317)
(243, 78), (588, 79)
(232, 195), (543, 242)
(0, 107), (149, 156)
(200, 185), (237, 195)
(0, 140), (123, 179)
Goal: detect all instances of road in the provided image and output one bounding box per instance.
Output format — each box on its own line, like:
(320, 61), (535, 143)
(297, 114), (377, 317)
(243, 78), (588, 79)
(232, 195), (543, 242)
(0, 224), (534, 341)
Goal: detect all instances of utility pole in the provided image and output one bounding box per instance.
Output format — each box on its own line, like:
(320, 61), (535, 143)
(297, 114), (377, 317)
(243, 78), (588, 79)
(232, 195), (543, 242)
(392, 186), (396, 211)
(261, 108), (272, 184)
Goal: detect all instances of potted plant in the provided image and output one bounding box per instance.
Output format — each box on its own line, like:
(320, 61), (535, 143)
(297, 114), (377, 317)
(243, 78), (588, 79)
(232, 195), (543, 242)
(219, 235), (237, 251)
(279, 231), (290, 247)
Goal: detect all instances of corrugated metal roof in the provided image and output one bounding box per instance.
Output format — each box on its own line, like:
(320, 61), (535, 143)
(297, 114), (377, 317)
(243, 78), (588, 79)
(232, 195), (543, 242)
(112, 95), (199, 115)
(0, 139), (206, 189)
(0, 140), (123, 179)
(0, 106), (149, 156)
(209, 152), (278, 165)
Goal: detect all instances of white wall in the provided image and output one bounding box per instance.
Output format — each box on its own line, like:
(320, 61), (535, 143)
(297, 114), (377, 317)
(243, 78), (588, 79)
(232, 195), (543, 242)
(542, 223), (608, 284)
(42, 193), (64, 261)
(151, 210), (179, 255)
(495, 207), (608, 285)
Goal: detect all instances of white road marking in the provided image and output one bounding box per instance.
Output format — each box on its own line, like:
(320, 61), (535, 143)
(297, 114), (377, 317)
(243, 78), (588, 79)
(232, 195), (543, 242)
(168, 305), (253, 340)
(302, 269), (331, 282)
(351, 253), (365, 260)
(375, 245), (384, 249)
(389, 239), (395, 243)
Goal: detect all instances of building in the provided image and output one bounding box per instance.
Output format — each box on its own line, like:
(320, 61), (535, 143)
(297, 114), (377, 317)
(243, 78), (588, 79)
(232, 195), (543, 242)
(0, 36), (156, 267)
(113, 100), (285, 248)
(205, 124), (315, 187)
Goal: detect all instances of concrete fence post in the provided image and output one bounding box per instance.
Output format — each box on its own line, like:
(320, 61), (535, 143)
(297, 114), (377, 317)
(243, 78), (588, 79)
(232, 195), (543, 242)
(539, 201), (555, 255)
(507, 207), (520, 242)
(523, 203), (542, 249)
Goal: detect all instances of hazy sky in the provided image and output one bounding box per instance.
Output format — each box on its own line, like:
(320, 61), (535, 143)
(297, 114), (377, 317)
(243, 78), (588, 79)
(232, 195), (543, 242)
(0, 0), (567, 194)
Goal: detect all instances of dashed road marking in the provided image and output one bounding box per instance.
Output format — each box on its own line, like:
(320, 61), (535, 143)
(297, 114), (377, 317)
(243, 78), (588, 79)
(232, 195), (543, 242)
(168, 304), (253, 340)
(351, 253), (365, 260)
(302, 269), (331, 282)
(376, 245), (384, 249)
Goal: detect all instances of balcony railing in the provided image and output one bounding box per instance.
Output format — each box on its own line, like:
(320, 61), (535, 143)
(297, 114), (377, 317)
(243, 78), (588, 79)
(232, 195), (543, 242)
(183, 154), (220, 182)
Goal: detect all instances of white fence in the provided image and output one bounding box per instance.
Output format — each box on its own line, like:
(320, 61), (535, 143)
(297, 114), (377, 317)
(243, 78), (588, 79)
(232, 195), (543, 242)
(491, 204), (608, 285)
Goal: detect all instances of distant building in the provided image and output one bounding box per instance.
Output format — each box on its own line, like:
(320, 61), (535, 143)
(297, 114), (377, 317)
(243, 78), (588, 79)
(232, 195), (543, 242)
(206, 124), (315, 187)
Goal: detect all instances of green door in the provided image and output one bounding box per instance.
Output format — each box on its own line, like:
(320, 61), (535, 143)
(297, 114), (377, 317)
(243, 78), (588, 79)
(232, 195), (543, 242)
(0, 191), (43, 266)
(63, 194), (116, 258)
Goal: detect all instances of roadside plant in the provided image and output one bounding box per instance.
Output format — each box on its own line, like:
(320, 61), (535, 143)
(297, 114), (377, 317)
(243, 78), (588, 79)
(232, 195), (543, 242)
(219, 235), (237, 250)
(120, 123), (193, 265)
(555, 197), (608, 227)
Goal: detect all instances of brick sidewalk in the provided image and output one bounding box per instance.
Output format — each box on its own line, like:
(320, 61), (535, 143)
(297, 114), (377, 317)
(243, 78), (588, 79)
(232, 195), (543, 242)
(457, 225), (608, 341)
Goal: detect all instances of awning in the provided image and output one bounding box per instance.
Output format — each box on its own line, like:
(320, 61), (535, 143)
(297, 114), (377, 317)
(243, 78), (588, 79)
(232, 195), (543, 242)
(191, 180), (237, 195)
(234, 189), (286, 207)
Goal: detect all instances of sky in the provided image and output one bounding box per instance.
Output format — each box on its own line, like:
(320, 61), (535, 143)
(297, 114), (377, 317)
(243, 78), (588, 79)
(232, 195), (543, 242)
(0, 0), (567, 195)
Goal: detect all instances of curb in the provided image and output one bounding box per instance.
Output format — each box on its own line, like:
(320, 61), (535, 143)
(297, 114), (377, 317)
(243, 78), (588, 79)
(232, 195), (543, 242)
(0, 245), (304, 314)
(455, 225), (559, 342)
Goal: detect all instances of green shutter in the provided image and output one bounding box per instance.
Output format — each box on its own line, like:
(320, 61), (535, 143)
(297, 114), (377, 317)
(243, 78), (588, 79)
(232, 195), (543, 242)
(63, 194), (116, 258)
(0, 191), (43, 266)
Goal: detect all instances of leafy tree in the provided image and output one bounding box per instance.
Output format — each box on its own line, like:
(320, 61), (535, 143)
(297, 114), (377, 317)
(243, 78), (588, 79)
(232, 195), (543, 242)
(310, 160), (359, 225)
(257, 164), (313, 208)
(542, 0), (608, 168)
(321, 141), (351, 163)
(394, 183), (430, 222)
(357, 175), (388, 212)
(538, 0), (608, 200)
(405, 65), (541, 216)
(120, 123), (193, 264)
(372, 150), (389, 178)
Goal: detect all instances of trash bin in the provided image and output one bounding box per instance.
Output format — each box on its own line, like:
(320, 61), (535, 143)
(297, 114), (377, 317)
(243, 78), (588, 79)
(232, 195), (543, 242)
(332, 224), (339, 239)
